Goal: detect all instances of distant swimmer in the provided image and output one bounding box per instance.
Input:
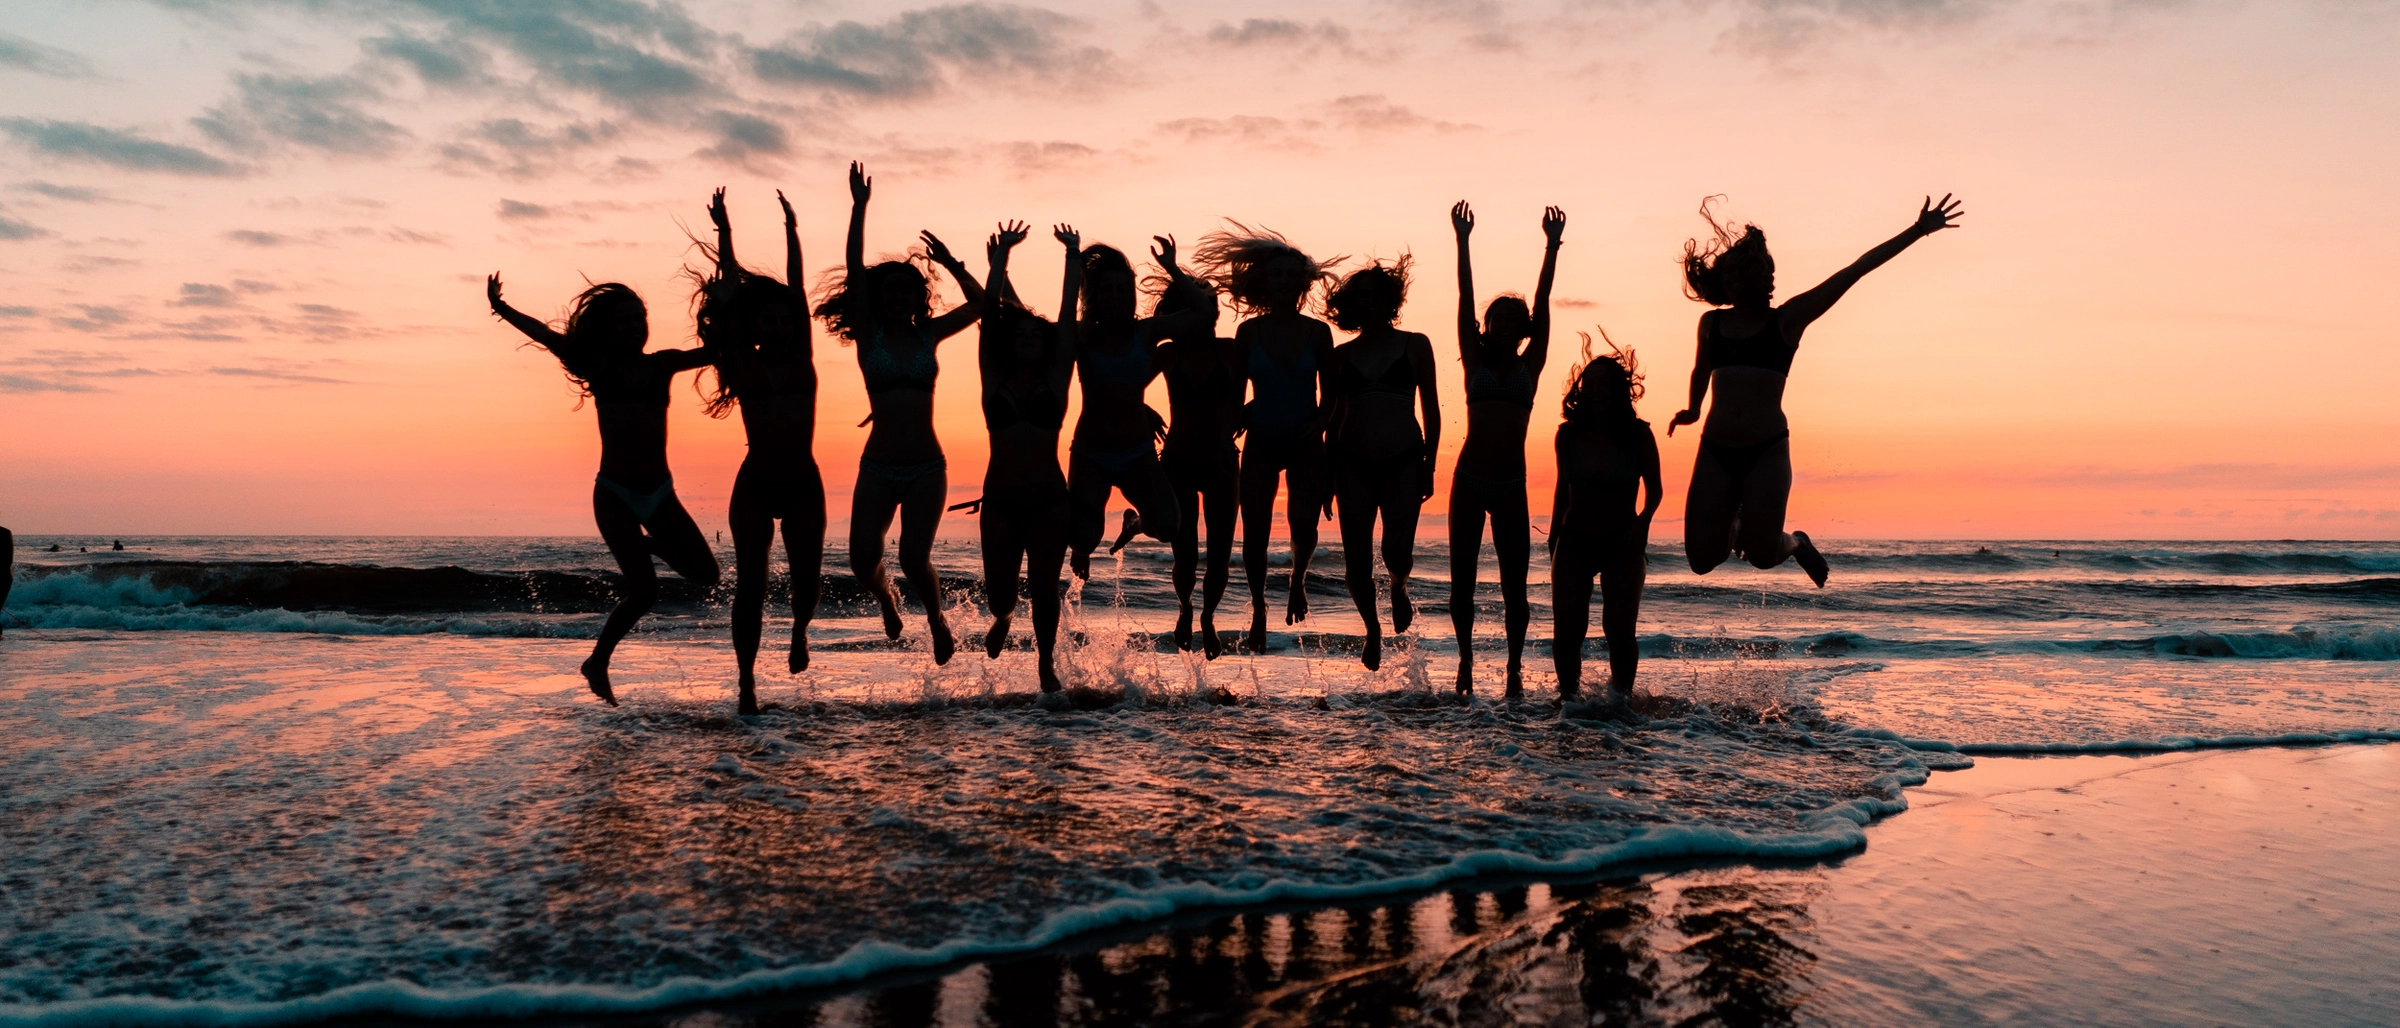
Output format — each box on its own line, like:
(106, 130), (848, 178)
(1551, 340), (1662, 703)
(1666, 194), (1964, 586)
(698, 187), (823, 715)
(1447, 201), (1564, 696)
(974, 221), (1078, 692)
(1325, 257), (1440, 671)
(1153, 245), (1247, 658)
(1, 526), (13, 638)
(488, 269), (720, 706)
(47, 543), (59, 552)
(1192, 225), (1339, 653)
(112, 540), (123, 551)
(819, 162), (984, 664)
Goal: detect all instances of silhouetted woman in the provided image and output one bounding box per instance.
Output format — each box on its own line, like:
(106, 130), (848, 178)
(487, 272), (720, 705)
(976, 220), (1078, 692)
(1552, 341), (1660, 701)
(1152, 248), (1246, 658)
(817, 162), (984, 663)
(699, 187), (819, 715)
(1064, 237), (1197, 580)
(1192, 225), (1337, 654)
(1325, 259), (1439, 670)
(1667, 195), (1963, 584)
(1448, 201), (1563, 695)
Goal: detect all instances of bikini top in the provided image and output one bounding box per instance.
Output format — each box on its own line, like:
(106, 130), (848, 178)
(1702, 313), (1796, 376)
(1077, 329), (1154, 387)
(862, 325), (938, 393)
(1563, 420), (1649, 490)
(585, 355), (672, 407)
(1467, 363), (1535, 409)
(1340, 348), (1416, 400)
(984, 384), (1066, 432)
(1247, 341), (1318, 432)
(1164, 342), (1238, 403)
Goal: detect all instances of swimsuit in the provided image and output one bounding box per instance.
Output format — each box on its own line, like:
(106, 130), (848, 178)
(1697, 313), (1794, 479)
(1467, 363), (1536, 408)
(1453, 467), (1527, 510)
(1076, 331), (1155, 387)
(859, 456), (947, 487)
(861, 325), (939, 393)
(1246, 341), (1319, 437)
(984, 383), (1066, 433)
(596, 473), (677, 525)
(586, 355), (682, 526)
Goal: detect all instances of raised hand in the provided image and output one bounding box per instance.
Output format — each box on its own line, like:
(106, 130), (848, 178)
(848, 161), (871, 205)
(1150, 234), (1177, 270)
(993, 219), (1029, 250)
(776, 189), (795, 229)
(708, 187), (729, 231)
(1915, 193), (1963, 236)
(1542, 205), (1566, 244)
(1054, 223), (1079, 253)
(919, 229), (957, 266)
(1665, 408), (1700, 437)
(485, 273), (506, 313)
(1451, 200), (1474, 236)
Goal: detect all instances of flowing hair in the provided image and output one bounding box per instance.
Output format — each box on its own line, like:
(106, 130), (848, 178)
(981, 301), (1056, 380)
(1190, 221), (1340, 316)
(1560, 327), (1643, 431)
(812, 255), (940, 345)
(1325, 255), (1412, 331)
(552, 282), (646, 401)
(692, 266), (796, 419)
(1681, 196), (1772, 307)
(1079, 244), (1137, 324)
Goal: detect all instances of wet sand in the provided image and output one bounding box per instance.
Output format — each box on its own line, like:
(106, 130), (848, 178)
(641, 743), (2398, 1028)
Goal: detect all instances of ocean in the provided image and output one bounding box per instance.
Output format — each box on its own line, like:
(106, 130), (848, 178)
(2, 535), (2396, 1025)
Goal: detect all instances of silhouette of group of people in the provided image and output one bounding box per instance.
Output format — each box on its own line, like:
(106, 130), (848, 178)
(488, 164), (1961, 713)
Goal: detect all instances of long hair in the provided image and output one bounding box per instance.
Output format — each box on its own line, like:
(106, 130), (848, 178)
(693, 269), (795, 419)
(1079, 244), (1137, 324)
(1325, 255), (1412, 332)
(981, 301), (1056, 382)
(1190, 221), (1339, 316)
(555, 282), (645, 397)
(1147, 266), (1220, 324)
(813, 257), (938, 345)
(1681, 196), (1772, 307)
(1561, 328), (1643, 431)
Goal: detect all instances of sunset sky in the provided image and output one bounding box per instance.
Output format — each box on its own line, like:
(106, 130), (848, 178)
(2, 0), (2396, 539)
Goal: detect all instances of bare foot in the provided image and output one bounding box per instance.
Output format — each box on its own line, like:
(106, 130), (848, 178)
(1361, 622), (1381, 671)
(1505, 660), (1524, 696)
(1246, 608), (1270, 653)
(1792, 531), (1830, 588)
(1200, 611), (1223, 660)
(737, 680), (759, 717)
(932, 620), (956, 665)
(580, 655), (617, 707)
(1392, 586), (1412, 634)
(985, 615), (1010, 659)
(1174, 605), (1194, 651)
(1070, 546), (1092, 581)
(1557, 679), (1581, 702)
(1284, 576), (1309, 626)
(873, 584), (903, 640)
(788, 636), (810, 674)
(1455, 661), (1473, 695)
(1107, 510), (1142, 555)
(1038, 660), (1062, 694)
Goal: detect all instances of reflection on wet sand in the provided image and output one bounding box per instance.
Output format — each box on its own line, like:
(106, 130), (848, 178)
(678, 871), (1818, 1027)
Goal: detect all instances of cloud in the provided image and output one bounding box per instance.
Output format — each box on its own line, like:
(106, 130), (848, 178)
(195, 71), (411, 157)
(14, 180), (117, 203)
(386, 227), (449, 244)
(53, 305), (131, 333)
(1158, 95), (1471, 152)
(1712, 0), (1997, 58)
(436, 118), (625, 178)
(1205, 18), (1354, 50)
(0, 118), (242, 176)
(0, 305), (36, 317)
(363, 31), (490, 87)
(224, 229), (292, 246)
(696, 109), (790, 163)
(496, 199), (552, 219)
(0, 211), (46, 240)
(750, 3), (1108, 101)
(175, 283), (239, 307)
(209, 365), (347, 384)
(999, 139), (1101, 175)
(0, 374), (103, 394)
(0, 32), (98, 78)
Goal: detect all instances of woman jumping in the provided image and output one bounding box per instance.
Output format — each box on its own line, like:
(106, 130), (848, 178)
(1063, 237), (1199, 581)
(698, 187), (821, 715)
(975, 221), (1079, 692)
(1447, 201), (1564, 696)
(1151, 247), (1247, 658)
(487, 272), (720, 705)
(1551, 341), (1660, 702)
(1192, 225), (1338, 654)
(1325, 259), (1440, 671)
(816, 162), (984, 663)
(1667, 195), (1963, 584)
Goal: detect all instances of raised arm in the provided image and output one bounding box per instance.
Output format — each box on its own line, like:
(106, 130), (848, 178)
(1778, 194), (1963, 333)
(778, 190), (813, 364)
(486, 273), (566, 351)
(1526, 206), (1564, 374)
(919, 229), (986, 341)
(984, 220), (1029, 308)
(707, 187), (740, 281)
(1452, 201), (1478, 368)
(1136, 234), (1209, 343)
(844, 162), (869, 279)
(1054, 223), (1083, 336)
(1665, 313), (1711, 437)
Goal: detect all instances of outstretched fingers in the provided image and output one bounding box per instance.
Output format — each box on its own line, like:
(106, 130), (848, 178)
(1543, 205), (1566, 240)
(776, 189), (795, 225)
(1151, 233), (1177, 267)
(848, 161), (871, 203)
(994, 219), (1029, 248)
(1452, 200), (1473, 234)
(708, 186), (728, 228)
(1054, 223), (1079, 250)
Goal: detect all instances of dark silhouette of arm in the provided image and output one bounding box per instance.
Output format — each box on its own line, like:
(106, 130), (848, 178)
(1549, 430), (1571, 556)
(778, 189), (811, 366)
(920, 229), (984, 341)
(1778, 194), (1963, 334)
(708, 188), (739, 281)
(1637, 425), (1662, 526)
(1527, 206), (1564, 376)
(1666, 313), (1710, 437)
(1452, 201), (1479, 373)
(486, 273), (567, 351)
(842, 161), (870, 332)
(1412, 332), (1441, 499)
(1054, 223), (1083, 356)
(984, 221), (1029, 308)
(1136, 234), (1208, 343)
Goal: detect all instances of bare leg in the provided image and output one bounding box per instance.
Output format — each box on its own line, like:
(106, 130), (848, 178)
(981, 498), (1023, 659)
(1447, 479), (1487, 694)
(1065, 454), (1113, 581)
(1735, 440), (1808, 577)
(1336, 466), (1382, 670)
(1238, 447), (1284, 653)
(781, 465), (827, 674)
(894, 465), (953, 664)
(1200, 455), (1239, 660)
(850, 471), (906, 640)
(1683, 449), (1742, 575)
(1551, 546), (1595, 701)
(1488, 482), (1532, 695)
(1284, 439), (1326, 628)
(1379, 472), (1422, 636)
(1024, 496), (1069, 691)
(1168, 468), (1201, 650)
(728, 473), (774, 714)
(1599, 539), (1648, 695)
(587, 487), (719, 706)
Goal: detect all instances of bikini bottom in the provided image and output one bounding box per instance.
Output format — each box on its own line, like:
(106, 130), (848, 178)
(596, 474), (677, 526)
(1698, 431), (1789, 483)
(859, 456), (947, 488)
(1073, 441), (1155, 476)
(1452, 467), (1529, 511)
(735, 460), (822, 521)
